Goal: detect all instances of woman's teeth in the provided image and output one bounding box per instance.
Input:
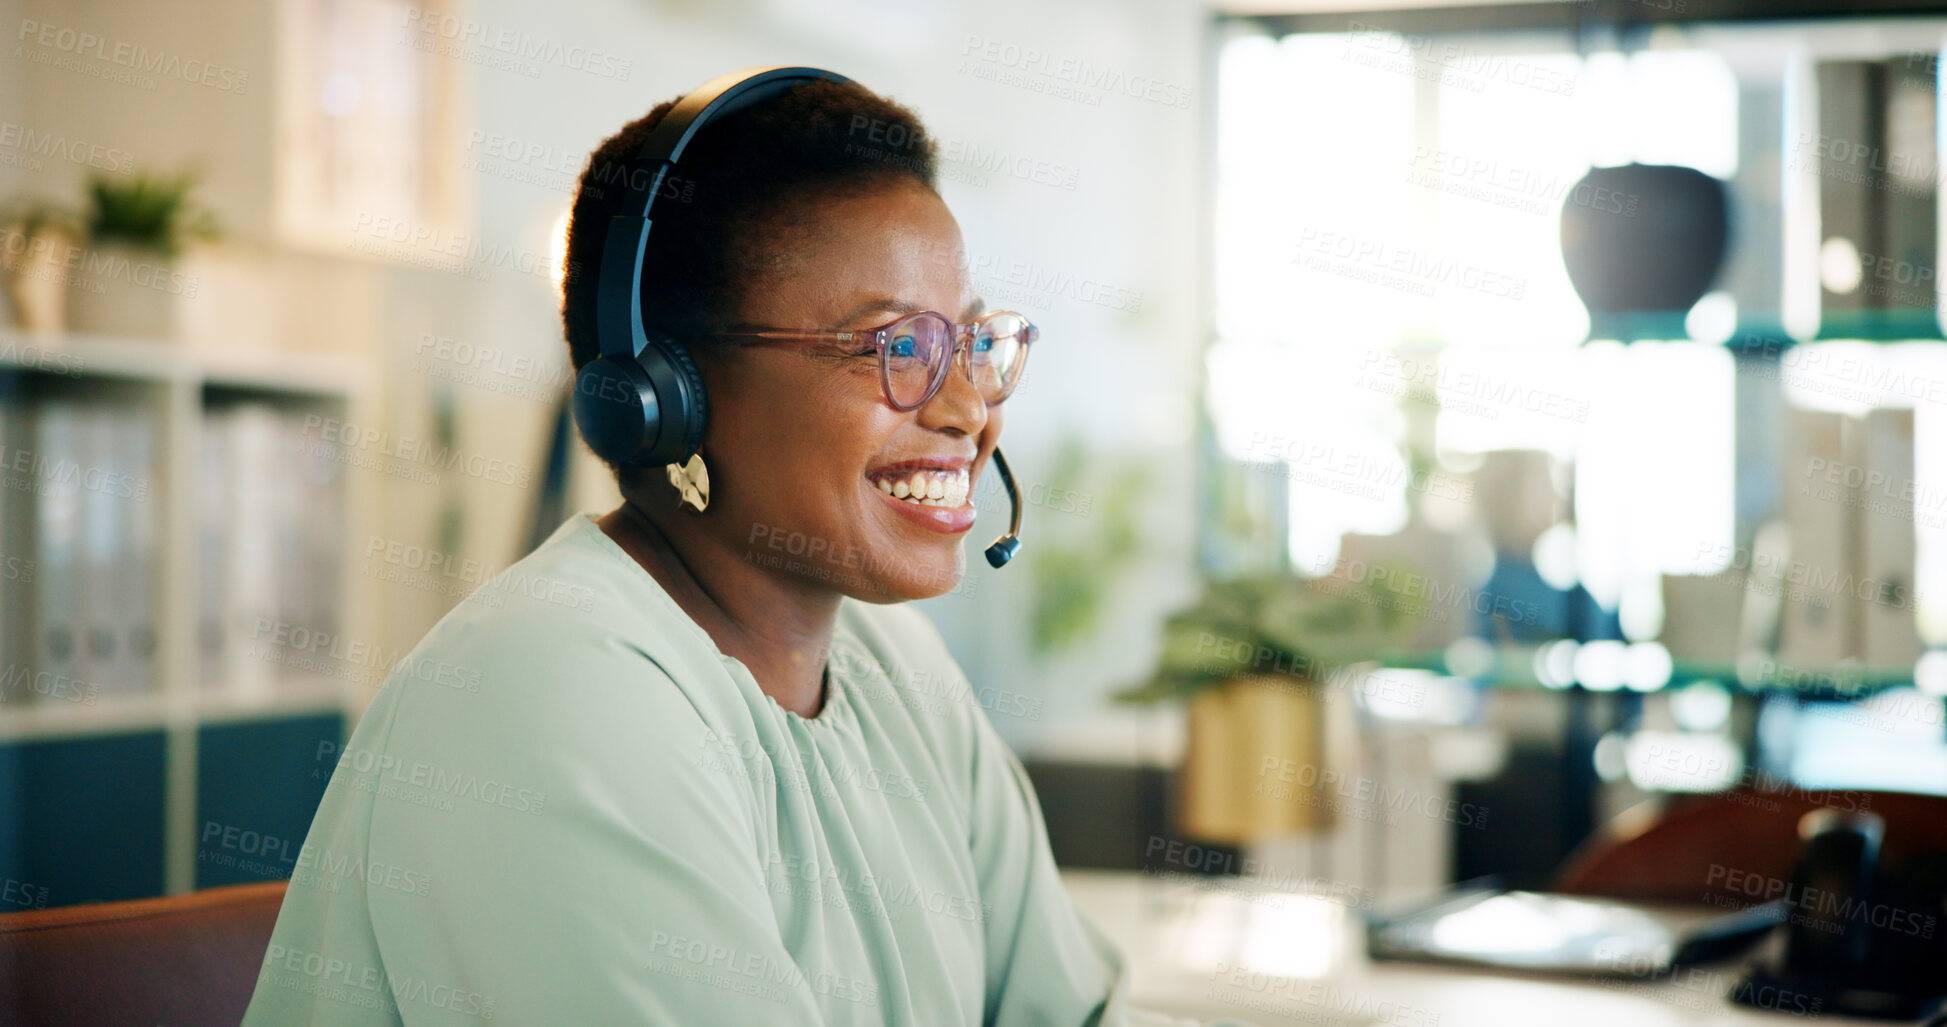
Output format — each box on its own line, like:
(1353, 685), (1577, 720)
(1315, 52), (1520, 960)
(873, 468), (970, 507)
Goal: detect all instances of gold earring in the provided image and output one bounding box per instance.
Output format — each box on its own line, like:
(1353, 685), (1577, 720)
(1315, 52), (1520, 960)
(666, 453), (710, 512)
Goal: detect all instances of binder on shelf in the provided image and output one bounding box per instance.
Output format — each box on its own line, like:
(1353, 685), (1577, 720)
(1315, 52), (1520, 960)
(116, 405), (159, 696)
(197, 405), (232, 691)
(1857, 408), (1923, 669)
(1874, 59), (1939, 339)
(1815, 61), (1875, 337)
(196, 401), (349, 697)
(1814, 58), (1943, 339)
(1777, 407), (1849, 670)
(78, 403), (125, 697)
(0, 375), (27, 702)
(268, 407), (311, 688)
(31, 398), (85, 708)
(1773, 407), (1926, 680)
(221, 403), (283, 697)
(275, 409), (345, 689)
(1657, 574), (1746, 666)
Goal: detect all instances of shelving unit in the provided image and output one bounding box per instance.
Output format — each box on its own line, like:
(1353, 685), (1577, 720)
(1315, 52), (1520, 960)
(0, 330), (377, 901)
(1372, 645), (1929, 700)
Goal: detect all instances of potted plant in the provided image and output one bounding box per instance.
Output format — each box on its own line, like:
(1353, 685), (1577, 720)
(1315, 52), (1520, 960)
(66, 169), (219, 339)
(1114, 569), (1427, 844)
(0, 197), (83, 333)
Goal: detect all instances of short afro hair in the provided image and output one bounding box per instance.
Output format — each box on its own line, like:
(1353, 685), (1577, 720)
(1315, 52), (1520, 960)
(560, 77), (941, 381)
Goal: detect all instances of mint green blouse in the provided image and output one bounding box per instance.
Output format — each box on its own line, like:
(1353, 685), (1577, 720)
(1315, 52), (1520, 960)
(240, 513), (1198, 1026)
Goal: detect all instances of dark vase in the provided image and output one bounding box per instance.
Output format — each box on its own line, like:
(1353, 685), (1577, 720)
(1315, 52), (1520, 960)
(1559, 162), (1731, 315)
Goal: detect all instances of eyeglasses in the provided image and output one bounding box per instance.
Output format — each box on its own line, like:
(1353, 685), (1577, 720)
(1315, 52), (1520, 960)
(716, 309), (1036, 411)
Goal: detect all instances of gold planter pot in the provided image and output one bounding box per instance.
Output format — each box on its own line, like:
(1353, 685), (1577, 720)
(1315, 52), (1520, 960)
(1177, 674), (1335, 844)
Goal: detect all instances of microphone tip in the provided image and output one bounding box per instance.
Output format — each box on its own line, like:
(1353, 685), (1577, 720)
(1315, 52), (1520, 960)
(984, 536), (1021, 569)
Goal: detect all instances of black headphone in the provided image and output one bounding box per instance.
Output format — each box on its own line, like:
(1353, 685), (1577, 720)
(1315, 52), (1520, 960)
(571, 64), (1023, 568)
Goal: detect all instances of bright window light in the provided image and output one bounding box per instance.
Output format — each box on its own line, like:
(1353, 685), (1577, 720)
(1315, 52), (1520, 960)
(1430, 51), (1592, 349)
(1625, 730), (1745, 792)
(1212, 31), (1740, 599)
(1787, 693), (1947, 796)
(1572, 341), (1735, 606)
(1577, 51), (1739, 179)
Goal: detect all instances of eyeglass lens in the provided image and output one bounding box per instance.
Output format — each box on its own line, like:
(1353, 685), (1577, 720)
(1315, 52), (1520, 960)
(883, 312), (1031, 409)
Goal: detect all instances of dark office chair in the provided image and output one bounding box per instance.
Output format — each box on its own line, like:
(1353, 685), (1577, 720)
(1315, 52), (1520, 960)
(0, 880), (286, 1026)
(1553, 788), (1947, 904)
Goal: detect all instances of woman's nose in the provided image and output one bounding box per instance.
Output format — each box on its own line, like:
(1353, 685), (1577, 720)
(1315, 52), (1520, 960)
(919, 344), (988, 433)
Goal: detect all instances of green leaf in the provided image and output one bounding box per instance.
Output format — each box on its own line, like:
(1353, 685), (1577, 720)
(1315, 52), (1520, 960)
(1116, 568), (1427, 706)
(83, 168), (220, 258)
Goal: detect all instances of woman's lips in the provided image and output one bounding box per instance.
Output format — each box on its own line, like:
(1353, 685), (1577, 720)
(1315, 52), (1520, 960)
(866, 476), (975, 534)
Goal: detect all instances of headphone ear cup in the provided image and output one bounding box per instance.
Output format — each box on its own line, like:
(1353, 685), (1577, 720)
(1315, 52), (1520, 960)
(571, 335), (708, 470)
(654, 336), (708, 463)
(571, 354), (659, 468)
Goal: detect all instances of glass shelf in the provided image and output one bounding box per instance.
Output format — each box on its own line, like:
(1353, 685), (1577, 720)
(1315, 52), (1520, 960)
(1370, 645), (1931, 700)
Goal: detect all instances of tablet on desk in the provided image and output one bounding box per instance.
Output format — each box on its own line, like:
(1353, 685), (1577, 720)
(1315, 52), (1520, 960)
(1367, 884), (1782, 976)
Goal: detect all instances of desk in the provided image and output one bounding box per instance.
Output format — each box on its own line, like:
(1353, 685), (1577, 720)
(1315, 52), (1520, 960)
(1061, 870), (1893, 1026)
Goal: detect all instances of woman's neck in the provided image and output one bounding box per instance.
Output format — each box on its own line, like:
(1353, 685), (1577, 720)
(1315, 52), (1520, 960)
(597, 501), (839, 718)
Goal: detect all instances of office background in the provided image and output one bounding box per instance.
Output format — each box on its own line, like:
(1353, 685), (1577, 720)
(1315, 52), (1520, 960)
(1, 0), (1944, 1003)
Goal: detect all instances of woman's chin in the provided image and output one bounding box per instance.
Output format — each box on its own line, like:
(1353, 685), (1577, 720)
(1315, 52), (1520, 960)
(849, 548), (965, 604)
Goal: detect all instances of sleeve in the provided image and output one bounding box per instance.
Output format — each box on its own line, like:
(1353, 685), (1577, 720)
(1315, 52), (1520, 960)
(964, 707), (1257, 1027)
(358, 620), (827, 1025)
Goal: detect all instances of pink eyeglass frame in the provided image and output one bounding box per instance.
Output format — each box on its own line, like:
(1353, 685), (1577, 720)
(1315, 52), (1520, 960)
(715, 309), (1036, 411)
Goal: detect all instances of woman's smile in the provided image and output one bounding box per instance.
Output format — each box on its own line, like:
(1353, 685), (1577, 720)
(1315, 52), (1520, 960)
(865, 455), (977, 533)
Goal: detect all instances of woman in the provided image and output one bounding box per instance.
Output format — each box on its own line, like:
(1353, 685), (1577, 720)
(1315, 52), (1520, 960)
(243, 73), (1221, 1025)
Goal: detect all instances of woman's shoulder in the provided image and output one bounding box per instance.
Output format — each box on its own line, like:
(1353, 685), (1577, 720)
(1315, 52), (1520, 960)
(451, 513), (677, 633)
(373, 514), (745, 743)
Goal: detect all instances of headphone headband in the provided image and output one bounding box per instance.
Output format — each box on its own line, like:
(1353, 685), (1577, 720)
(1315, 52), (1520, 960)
(595, 66), (854, 362)
(626, 66), (852, 210)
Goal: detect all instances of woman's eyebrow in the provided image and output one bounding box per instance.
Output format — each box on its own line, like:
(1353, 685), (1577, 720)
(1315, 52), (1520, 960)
(834, 295), (918, 325)
(832, 296), (987, 325)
